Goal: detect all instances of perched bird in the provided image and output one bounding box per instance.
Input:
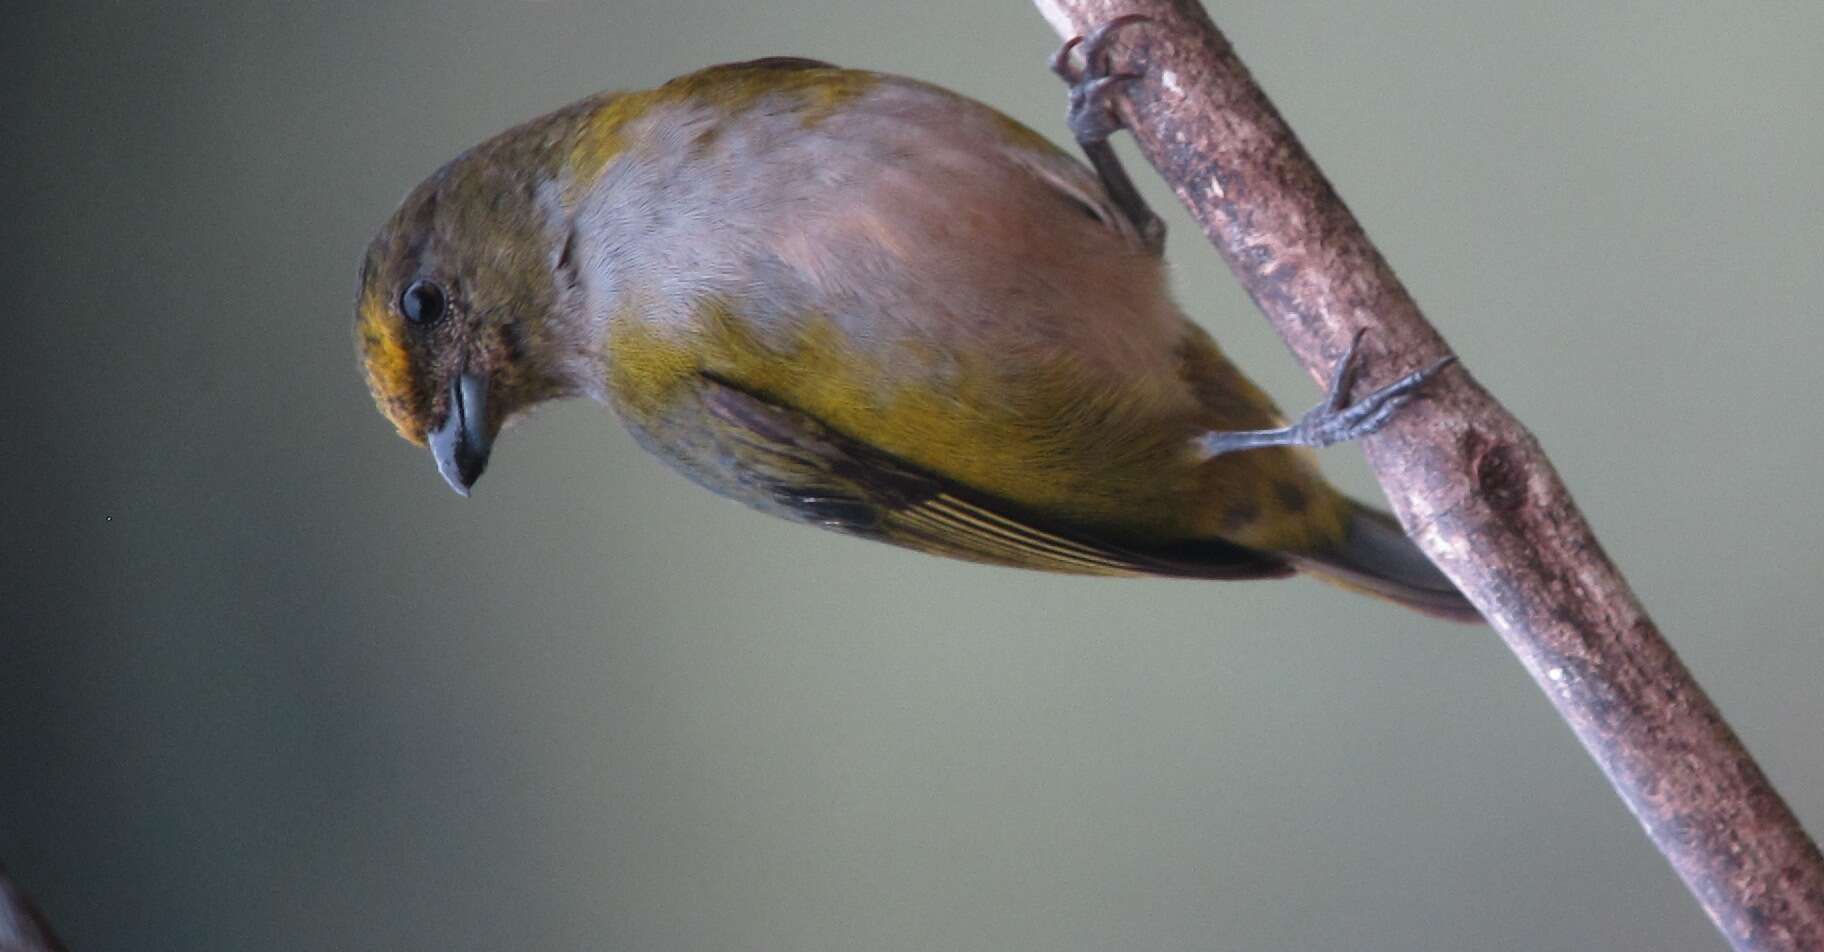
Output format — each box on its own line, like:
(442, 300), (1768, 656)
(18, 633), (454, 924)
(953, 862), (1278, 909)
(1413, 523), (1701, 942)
(355, 27), (1475, 620)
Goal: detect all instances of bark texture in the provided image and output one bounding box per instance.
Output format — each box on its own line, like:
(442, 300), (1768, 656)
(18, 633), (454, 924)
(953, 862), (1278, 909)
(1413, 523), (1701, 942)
(1030, 1), (1824, 948)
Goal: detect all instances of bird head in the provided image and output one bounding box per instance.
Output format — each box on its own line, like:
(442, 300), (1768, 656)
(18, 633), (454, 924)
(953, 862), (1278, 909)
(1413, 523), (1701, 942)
(355, 133), (588, 496)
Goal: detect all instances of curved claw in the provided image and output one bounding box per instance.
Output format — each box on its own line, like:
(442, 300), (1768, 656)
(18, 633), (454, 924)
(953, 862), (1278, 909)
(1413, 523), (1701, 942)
(1049, 35), (1086, 81)
(1196, 344), (1457, 459)
(1051, 13), (1154, 82)
(1295, 352), (1457, 446)
(1049, 14), (1167, 251)
(1077, 13), (1155, 71)
(1325, 328), (1370, 412)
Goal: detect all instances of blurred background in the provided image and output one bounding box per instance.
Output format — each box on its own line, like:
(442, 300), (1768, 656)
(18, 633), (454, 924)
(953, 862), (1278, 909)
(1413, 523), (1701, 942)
(4, 2), (1821, 949)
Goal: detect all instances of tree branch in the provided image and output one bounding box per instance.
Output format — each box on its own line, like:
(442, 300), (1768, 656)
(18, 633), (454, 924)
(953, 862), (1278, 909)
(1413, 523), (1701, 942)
(1029, 1), (1824, 948)
(0, 867), (65, 952)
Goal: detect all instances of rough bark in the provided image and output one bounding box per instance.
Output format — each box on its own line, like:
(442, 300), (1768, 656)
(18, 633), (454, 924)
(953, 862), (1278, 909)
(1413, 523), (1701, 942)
(1029, 1), (1824, 948)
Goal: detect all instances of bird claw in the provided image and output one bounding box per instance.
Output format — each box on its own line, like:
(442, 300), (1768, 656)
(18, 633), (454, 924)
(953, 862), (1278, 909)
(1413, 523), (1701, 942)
(1197, 335), (1456, 458)
(1051, 14), (1153, 146)
(1293, 341), (1456, 448)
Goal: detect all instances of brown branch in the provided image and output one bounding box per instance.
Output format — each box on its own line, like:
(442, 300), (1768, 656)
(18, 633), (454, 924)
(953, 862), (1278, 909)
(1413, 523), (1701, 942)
(1030, 1), (1824, 948)
(0, 867), (65, 952)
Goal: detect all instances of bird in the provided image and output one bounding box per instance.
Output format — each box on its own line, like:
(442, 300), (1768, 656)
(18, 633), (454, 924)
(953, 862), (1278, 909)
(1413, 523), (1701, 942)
(353, 22), (1476, 621)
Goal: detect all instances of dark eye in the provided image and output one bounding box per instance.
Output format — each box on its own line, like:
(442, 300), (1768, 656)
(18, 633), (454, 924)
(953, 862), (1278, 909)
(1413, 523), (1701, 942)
(399, 279), (448, 325)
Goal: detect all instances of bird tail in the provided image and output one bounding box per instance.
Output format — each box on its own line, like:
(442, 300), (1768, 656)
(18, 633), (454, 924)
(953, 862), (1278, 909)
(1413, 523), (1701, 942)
(1290, 502), (1482, 622)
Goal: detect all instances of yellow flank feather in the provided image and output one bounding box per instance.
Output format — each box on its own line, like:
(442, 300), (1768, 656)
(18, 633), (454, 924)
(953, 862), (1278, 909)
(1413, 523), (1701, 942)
(606, 295), (1351, 555)
(603, 304), (700, 419)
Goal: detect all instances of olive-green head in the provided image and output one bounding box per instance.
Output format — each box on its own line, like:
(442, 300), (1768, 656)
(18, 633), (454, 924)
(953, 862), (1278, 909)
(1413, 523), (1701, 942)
(355, 133), (585, 495)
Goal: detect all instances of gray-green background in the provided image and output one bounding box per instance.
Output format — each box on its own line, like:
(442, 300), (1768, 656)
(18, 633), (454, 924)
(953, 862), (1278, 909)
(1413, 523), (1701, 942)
(5, 2), (1820, 949)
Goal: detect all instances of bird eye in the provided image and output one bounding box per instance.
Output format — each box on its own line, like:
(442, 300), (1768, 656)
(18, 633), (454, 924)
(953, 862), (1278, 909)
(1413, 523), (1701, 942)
(400, 279), (448, 325)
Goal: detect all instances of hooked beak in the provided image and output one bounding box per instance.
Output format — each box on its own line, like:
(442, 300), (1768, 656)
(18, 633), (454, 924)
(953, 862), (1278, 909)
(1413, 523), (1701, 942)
(429, 372), (491, 496)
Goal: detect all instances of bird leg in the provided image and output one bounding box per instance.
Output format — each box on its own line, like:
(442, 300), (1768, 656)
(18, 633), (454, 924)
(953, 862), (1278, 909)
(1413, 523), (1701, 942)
(1197, 331), (1457, 458)
(1050, 15), (1165, 254)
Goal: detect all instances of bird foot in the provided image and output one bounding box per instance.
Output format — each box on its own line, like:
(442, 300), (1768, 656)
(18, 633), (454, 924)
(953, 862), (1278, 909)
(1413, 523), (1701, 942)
(1048, 15), (1165, 251)
(1049, 14), (1152, 146)
(1199, 332), (1457, 458)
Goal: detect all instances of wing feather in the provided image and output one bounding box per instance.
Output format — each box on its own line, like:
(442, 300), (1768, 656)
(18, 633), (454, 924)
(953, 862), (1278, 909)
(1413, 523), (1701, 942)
(698, 373), (1288, 579)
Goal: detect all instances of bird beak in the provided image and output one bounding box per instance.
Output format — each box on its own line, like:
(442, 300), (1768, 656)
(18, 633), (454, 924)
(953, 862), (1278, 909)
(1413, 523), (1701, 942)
(429, 371), (491, 496)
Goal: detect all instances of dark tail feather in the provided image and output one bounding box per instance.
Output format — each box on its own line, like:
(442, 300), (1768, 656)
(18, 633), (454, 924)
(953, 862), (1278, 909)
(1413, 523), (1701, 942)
(1292, 503), (1483, 622)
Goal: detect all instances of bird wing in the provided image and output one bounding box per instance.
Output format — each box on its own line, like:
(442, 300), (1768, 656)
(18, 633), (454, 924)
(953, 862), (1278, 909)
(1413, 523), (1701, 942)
(697, 372), (1289, 579)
